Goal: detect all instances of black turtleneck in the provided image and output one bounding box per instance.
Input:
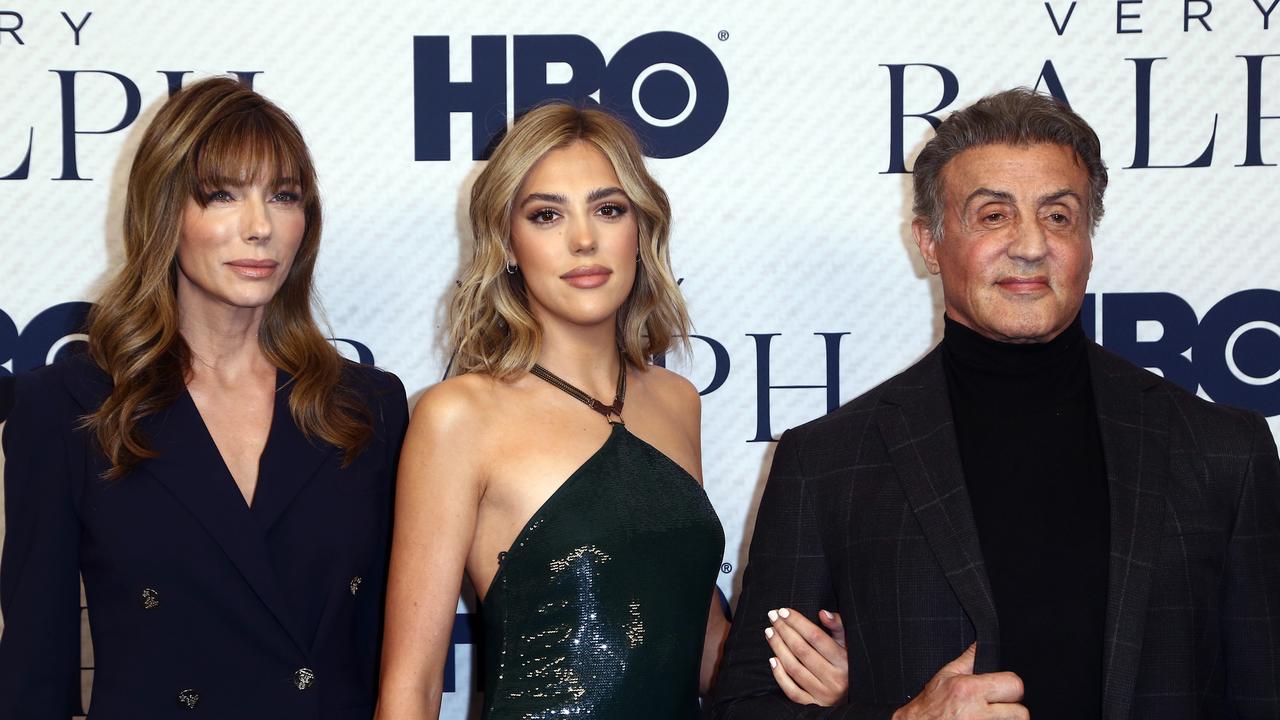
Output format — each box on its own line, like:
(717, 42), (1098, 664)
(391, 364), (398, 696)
(941, 315), (1108, 719)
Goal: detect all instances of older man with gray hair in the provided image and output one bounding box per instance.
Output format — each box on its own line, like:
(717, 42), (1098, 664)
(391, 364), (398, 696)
(710, 88), (1280, 719)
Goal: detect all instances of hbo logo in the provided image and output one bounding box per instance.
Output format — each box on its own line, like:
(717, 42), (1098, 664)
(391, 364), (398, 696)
(1087, 289), (1280, 417)
(413, 32), (729, 161)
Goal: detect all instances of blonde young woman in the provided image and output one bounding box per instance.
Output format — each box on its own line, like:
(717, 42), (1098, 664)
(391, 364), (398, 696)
(377, 104), (848, 719)
(0, 77), (407, 717)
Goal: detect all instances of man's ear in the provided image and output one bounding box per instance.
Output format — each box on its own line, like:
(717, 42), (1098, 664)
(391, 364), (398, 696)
(912, 217), (942, 275)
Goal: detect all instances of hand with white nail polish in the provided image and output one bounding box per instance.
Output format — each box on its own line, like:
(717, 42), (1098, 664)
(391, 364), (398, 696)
(764, 607), (849, 706)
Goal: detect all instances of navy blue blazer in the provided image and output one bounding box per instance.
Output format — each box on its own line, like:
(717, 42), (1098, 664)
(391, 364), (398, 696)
(0, 353), (409, 719)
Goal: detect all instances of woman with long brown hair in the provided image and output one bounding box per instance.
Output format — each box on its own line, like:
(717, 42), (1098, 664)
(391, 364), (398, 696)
(376, 103), (847, 719)
(0, 77), (407, 717)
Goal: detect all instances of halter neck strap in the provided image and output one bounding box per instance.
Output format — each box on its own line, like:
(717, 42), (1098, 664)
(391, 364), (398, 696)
(529, 352), (627, 425)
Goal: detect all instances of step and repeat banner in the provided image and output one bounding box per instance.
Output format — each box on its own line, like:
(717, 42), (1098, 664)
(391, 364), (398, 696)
(1, 1), (1277, 715)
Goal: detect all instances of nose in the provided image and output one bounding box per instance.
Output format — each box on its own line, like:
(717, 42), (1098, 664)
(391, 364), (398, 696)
(1008, 216), (1048, 263)
(566, 213), (596, 255)
(241, 195), (272, 243)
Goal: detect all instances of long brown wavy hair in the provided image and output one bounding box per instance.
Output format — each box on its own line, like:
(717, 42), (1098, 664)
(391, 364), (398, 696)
(85, 76), (371, 479)
(449, 103), (692, 380)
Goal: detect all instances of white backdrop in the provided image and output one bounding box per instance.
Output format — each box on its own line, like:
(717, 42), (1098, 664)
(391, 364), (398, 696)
(1, 1), (1278, 716)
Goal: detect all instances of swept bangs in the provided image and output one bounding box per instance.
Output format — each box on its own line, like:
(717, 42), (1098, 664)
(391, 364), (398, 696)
(187, 101), (315, 206)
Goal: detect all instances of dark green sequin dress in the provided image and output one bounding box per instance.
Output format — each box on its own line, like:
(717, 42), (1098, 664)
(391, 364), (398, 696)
(480, 424), (725, 719)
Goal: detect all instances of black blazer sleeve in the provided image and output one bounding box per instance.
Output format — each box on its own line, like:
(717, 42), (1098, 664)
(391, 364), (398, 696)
(708, 428), (898, 720)
(0, 370), (82, 719)
(1225, 412), (1280, 717)
(368, 367), (409, 670)
(380, 371), (409, 483)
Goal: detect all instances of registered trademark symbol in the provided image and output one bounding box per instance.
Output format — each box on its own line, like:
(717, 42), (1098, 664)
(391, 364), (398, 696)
(718, 30), (729, 41)
(721, 562), (733, 574)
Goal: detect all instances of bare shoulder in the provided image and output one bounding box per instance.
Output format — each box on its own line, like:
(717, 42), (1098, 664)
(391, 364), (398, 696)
(404, 372), (506, 450)
(640, 364), (700, 405)
(636, 364), (701, 430)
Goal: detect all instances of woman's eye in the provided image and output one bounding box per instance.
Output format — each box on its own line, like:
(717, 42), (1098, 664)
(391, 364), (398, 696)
(528, 209), (559, 224)
(205, 189), (234, 203)
(597, 203), (628, 218)
(272, 191), (301, 203)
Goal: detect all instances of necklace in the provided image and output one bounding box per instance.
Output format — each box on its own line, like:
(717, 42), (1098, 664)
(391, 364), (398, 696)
(530, 352), (627, 425)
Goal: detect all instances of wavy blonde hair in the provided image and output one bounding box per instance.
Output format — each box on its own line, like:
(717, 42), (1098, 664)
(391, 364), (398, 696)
(85, 76), (371, 479)
(449, 103), (691, 379)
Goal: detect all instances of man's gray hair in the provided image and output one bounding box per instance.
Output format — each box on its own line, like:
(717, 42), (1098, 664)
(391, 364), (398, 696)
(912, 88), (1108, 240)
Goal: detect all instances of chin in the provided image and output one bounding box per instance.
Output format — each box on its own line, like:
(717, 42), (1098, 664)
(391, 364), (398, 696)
(984, 316), (1064, 343)
(528, 288), (628, 330)
(974, 296), (1071, 341)
(545, 304), (616, 328)
(570, 311), (621, 328)
(556, 297), (628, 325)
(222, 291), (278, 310)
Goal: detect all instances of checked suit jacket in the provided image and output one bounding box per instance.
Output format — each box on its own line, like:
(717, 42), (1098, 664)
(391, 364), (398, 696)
(709, 342), (1280, 720)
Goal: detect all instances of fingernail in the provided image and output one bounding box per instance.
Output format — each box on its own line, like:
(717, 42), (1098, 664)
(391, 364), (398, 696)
(767, 609), (779, 622)
(764, 627), (774, 639)
(769, 657), (778, 669)
(779, 608), (791, 619)
(821, 609), (834, 620)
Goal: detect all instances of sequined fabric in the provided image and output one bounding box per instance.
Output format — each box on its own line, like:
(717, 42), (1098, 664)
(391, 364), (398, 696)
(481, 425), (724, 720)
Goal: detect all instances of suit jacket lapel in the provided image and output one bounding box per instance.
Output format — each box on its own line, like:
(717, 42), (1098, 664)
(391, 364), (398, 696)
(874, 347), (1003, 673)
(137, 385), (311, 657)
(249, 370), (336, 532)
(1090, 345), (1169, 720)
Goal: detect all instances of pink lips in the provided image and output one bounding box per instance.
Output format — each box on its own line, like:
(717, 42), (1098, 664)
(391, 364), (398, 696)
(996, 275), (1050, 294)
(226, 259), (279, 279)
(560, 265), (612, 289)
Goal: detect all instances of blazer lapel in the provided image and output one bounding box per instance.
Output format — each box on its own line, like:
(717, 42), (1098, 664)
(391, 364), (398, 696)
(1089, 345), (1169, 720)
(248, 370), (336, 531)
(138, 386), (311, 657)
(57, 352), (113, 414)
(873, 348), (1003, 673)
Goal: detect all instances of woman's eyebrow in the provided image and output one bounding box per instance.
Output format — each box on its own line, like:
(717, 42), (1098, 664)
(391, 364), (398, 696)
(519, 191), (567, 207)
(587, 186), (626, 203)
